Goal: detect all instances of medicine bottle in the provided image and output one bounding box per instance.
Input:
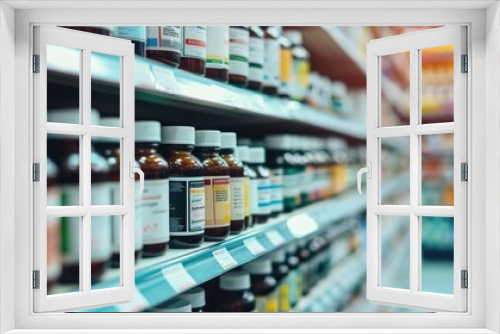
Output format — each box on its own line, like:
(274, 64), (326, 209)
(271, 249), (291, 312)
(261, 26), (280, 96)
(180, 26), (207, 76)
(216, 271), (256, 312)
(327, 138), (349, 196)
(244, 258), (279, 312)
(286, 243), (302, 306)
(46, 157), (62, 291)
(114, 26), (146, 57)
(248, 147), (271, 224)
(248, 26), (264, 92)
(291, 135), (307, 208)
(229, 26), (250, 87)
(194, 130), (231, 241)
(161, 126), (205, 248)
(95, 117), (143, 267)
(145, 26), (182, 67)
(152, 299), (192, 312)
(178, 287), (206, 312)
(48, 109), (112, 283)
(62, 26), (112, 36)
(283, 30), (310, 102)
(220, 133), (245, 234)
(206, 26), (229, 82)
(135, 121), (170, 257)
(277, 27), (293, 99)
(235, 146), (255, 229)
(297, 239), (312, 296)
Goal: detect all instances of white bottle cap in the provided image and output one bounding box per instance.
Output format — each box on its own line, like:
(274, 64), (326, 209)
(236, 146), (249, 162)
(95, 117), (120, 143)
(153, 298), (192, 312)
(195, 130), (221, 147)
(219, 271), (251, 291)
(270, 249), (287, 264)
(248, 147), (266, 164)
(283, 30), (303, 45)
(48, 108), (100, 126)
(178, 287), (205, 309)
(265, 135), (294, 150)
(220, 132), (237, 149)
(244, 258), (272, 275)
(161, 126), (195, 145)
(135, 121), (161, 143)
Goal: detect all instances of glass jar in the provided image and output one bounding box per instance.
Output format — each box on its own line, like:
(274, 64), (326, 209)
(216, 271), (256, 312)
(244, 258), (279, 312)
(180, 26), (207, 76)
(145, 26), (182, 67)
(248, 147), (271, 224)
(206, 26), (229, 82)
(229, 26), (250, 87)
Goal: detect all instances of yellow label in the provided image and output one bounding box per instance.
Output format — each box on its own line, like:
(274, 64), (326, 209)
(280, 49), (293, 82)
(296, 272), (303, 299)
(243, 176), (250, 217)
(297, 61), (310, 88)
(279, 283), (291, 312)
(205, 176), (231, 227)
(256, 292), (279, 312)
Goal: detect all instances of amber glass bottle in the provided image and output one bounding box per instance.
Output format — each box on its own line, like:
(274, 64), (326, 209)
(206, 26), (229, 82)
(244, 258), (279, 312)
(180, 26), (207, 76)
(235, 146), (255, 229)
(248, 147), (271, 224)
(135, 121), (170, 257)
(194, 131), (231, 241)
(220, 133), (245, 235)
(261, 26), (280, 96)
(145, 26), (182, 67)
(229, 26), (250, 87)
(161, 126), (205, 248)
(216, 271), (256, 312)
(248, 26), (264, 92)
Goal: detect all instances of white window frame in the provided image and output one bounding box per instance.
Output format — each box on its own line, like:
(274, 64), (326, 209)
(1, 2), (498, 333)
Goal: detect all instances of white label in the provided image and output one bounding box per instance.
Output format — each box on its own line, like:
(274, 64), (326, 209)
(141, 179), (170, 245)
(230, 177), (245, 221)
(269, 169), (284, 213)
(266, 230), (285, 246)
(152, 65), (177, 94)
(146, 26), (181, 53)
(244, 237), (266, 255)
(116, 287), (149, 312)
(263, 39), (280, 87)
(169, 177), (205, 236)
(257, 178), (272, 215)
(229, 27), (249, 77)
(162, 263), (196, 293)
(206, 26), (229, 70)
(213, 248), (238, 270)
(249, 36), (264, 83)
(114, 26), (146, 43)
(249, 179), (259, 215)
(182, 26), (207, 60)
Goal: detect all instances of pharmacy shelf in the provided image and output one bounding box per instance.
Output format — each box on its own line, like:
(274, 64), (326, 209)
(47, 45), (366, 141)
(73, 173), (407, 313)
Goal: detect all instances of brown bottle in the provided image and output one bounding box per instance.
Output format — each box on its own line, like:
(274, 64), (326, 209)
(244, 258), (279, 312)
(235, 146), (255, 229)
(216, 271), (256, 312)
(161, 126), (205, 248)
(206, 26), (229, 82)
(220, 133), (245, 235)
(145, 26), (182, 67)
(135, 121), (170, 257)
(229, 26), (250, 87)
(180, 26), (207, 76)
(261, 26), (280, 96)
(194, 131), (231, 241)
(248, 147), (271, 224)
(248, 26), (264, 92)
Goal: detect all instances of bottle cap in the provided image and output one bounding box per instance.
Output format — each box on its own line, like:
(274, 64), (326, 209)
(236, 146), (249, 162)
(219, 271), (251, 291)
(153, 298), (192, 312)
(48, 108), (100, 126)
(220, 132), (237, 149)
(283, 30), (303, 45)
(195, 130), (221, 147)
(95, 117), (120, 143)
(286, 243), (298, 254)
(135, 121), (161, 143)
(178, 287), (205, 309)
(265, 135), (294, 150)
(270, 249), (287, 264)
(244, 258), (272, 275)
(161, 126), (195, 145)
(248, 147), (266, 164)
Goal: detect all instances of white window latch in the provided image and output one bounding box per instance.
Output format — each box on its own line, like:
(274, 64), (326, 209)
(357, 162), (372, 195)
(130, 161), (144, 195)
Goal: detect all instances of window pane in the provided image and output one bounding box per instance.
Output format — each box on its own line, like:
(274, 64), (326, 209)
(380, 215), (410, 290)
(92, 133), (121, 206)
(57, 216), (81, 287)
(380, 52), (410, 127)
(47, 215), (65, 295)
(421, 216), (454, 294)
(91, 215), (116, 288)
(91, 52), (121, 123)
(381, 137), (409, 205)
(421, 133), (454, 206)
(421, 45), (454, 124)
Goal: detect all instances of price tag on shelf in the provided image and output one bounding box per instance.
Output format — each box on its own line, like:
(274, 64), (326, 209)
(244, 237), (266, 255)
(213, 248), (238, 270)
(266, 230), (285, 247)
(287, 213), (318, 238)
(115, 287), (149, 312)
(162, 263), (196, 293)
(152, 65), (178, 94)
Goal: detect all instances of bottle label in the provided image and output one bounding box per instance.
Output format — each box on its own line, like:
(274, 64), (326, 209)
(141, 179), (170, 244)
(283, 168), (300, 199)
(146, 26), (182, 53)
(204, 176), (231, 228)
(230, 176), (245, 221)
(111, 182), (143, 252)
(279, 48), (293, 96)
(114, 26), (146, 43)
(257, 178), (272, 215)
(249, 179), (259, 215)
(269, 168), (284, 213)
(256, 291), (279, 312)
(279, 281), (291, 312)
(249, 36), (264, 83)
(182, 26), (207, 60)
(243, 176), (251, 217)
(206, 26), (229, 70)
(292, 59), (309, 100)
(169, 177), (205, 236)
(263, 39), (280, 88)
(229, 27), (249, 77)
(47, 186), (62, 280)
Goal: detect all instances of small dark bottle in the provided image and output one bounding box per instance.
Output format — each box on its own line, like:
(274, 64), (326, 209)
(248, 26), (264, 92)
(271, 249), (291, 312)
(194, 131), (231, 241)
(62, 26), (112, 36)
(113, 26), (146, 57)
(248, 147), (271, 224)
(236, 146), (255, 229)
(179, 287), (206, 312)
(145, 26), (182, 67)
(261, 26), (280, 96)
(220, 133), (245, 235)
(206, 26), (229, 82)
(297, 239), (312, 296)
(180, 26), (207, 76)
(161, 126), (205, 248)
(229, 26), (250, 87)
(244, 258), (278, 312)
(152, 299), (192, 312)
(216, 271), (256, 312)
(135, 121), (170, 257)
